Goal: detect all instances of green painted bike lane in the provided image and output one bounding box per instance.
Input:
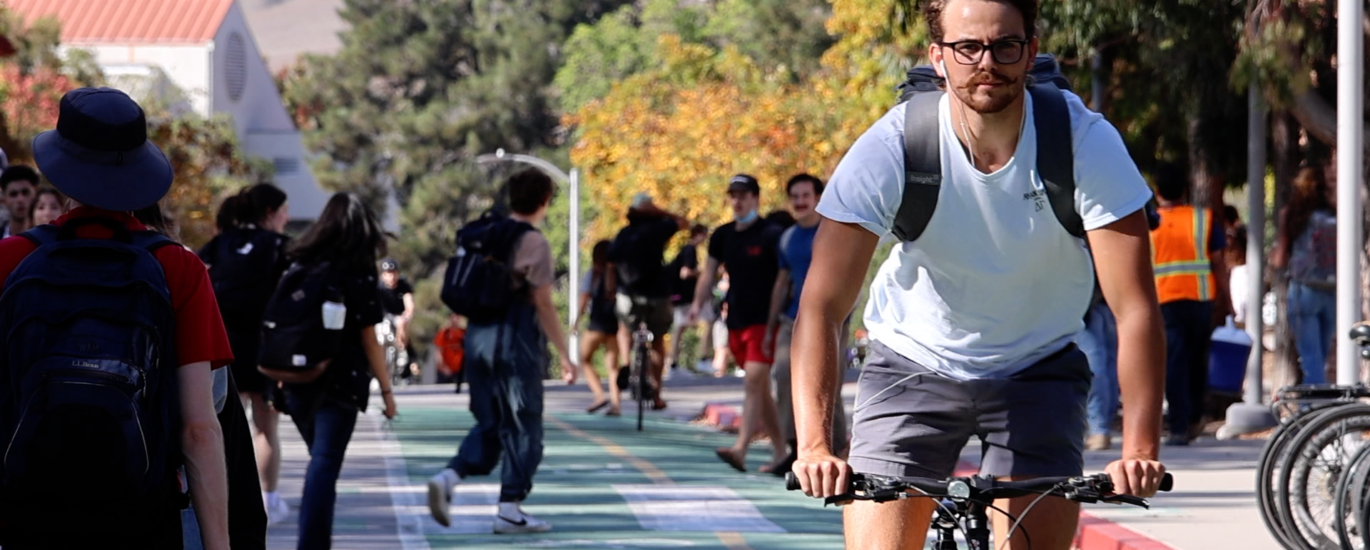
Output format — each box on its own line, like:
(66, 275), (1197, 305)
(388, 406), (845, 549)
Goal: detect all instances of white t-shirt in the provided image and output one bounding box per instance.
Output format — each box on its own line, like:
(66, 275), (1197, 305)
(1230, 263), (1249, 324)
(817, 91), (1152, 380)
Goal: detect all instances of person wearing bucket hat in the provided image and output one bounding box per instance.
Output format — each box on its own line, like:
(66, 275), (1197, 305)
(0, 87), (232, 549)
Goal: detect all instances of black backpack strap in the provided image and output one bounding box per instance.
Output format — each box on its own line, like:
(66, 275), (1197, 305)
(1027, 83), (1085, 239)
(892, 91), (945, 241)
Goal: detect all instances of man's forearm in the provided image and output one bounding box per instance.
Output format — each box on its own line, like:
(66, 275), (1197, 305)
(692, 269), (716, 312)
(1115, 311), (1165, 460)
(534, 287), (571, 357)
(184, 420), (229, 550)
(792, 313), (841, 454)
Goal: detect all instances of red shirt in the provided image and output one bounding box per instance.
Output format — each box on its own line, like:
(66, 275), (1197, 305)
(0, 208), (234, 369)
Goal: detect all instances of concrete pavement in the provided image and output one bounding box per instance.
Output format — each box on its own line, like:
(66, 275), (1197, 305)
(260, 370), (1279, 549)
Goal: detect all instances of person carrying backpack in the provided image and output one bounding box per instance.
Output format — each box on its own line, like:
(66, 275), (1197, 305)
(198, 183), (293, 525)
(0, 87), (232, 549)
(256, 192), (395, 550)
(607, 194), (687, 410)
(428, 169), (576, 534)
(787, 2), (1167, 548)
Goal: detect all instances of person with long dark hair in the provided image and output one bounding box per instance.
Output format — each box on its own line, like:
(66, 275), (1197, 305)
(1272, 159), (1339, 385)
(281, 192), (396, 550)
(198, 183), (294, 524)
(578, 240), (621, 414)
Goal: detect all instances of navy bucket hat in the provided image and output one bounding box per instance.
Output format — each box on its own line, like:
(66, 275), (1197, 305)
(32, 87), (172, 212)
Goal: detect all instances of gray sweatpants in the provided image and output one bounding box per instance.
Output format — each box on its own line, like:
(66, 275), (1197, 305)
(772, 316), (848, 452)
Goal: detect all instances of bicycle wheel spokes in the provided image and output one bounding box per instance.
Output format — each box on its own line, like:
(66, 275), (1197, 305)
(1261, 406), (1337, 548)
(1282, 405), (1370, 550)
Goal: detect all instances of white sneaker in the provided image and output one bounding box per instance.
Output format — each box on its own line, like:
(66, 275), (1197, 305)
(427, 470), (458, 527)
(266, 497), (290, 526)
(493, 509), (552, 534)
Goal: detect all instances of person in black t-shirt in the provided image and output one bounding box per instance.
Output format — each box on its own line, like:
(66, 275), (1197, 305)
(689, 174), (786, 474)
(607, 194), (687, 409)
(377, 258), (418, 379)
(665, 224), (709, 372)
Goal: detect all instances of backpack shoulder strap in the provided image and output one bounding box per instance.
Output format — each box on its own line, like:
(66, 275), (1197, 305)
(17, 224), (59, 248)
(892, 91), (945, 241)
(778, 225), (796, 256)
(1027, 83), (1085, 239)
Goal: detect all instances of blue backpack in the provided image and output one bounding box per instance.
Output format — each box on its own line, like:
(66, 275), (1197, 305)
(0, 219), (181, 498)
(441, 212), (534, 324)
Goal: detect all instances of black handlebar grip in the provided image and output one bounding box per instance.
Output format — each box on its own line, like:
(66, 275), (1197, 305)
(1159, 473), (1173, 492)
(785, 472), (802, 491)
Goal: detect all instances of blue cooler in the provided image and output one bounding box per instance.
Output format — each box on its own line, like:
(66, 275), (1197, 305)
(1209, 316), (1252, 394)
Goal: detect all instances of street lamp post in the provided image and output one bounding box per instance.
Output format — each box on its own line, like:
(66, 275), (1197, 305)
(475, 149), (581, 366)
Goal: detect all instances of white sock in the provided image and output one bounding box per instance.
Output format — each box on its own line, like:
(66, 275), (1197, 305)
(498, 502), (522, 518)
(265, 491), (281, 507)
(438, 468), (460, 488)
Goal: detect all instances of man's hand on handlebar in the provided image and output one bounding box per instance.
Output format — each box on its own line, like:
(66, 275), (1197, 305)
(791, 450), (851, 499)
(1105, 458), (1166, 498)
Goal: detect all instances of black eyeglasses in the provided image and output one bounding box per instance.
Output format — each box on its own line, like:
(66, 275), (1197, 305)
(938, 39), (1028, 65)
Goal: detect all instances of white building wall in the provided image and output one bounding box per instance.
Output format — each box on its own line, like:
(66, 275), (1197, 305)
(68, 44), (214, 117)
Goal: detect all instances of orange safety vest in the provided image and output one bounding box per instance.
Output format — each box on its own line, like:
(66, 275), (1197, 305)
(1151, 205), (1216, 304)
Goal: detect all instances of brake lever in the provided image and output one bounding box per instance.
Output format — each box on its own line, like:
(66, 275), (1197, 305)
(1101, 494), (1150, 509)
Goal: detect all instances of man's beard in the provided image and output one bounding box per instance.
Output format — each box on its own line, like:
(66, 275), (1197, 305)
(949, 69), (1024, 114)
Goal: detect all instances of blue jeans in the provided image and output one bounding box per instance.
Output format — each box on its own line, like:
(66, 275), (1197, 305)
(447, 313), (546, 502)
(1289, 282), (1336, 385)
(1076, 301), (1119, 437)
(286, 389), (359, 550)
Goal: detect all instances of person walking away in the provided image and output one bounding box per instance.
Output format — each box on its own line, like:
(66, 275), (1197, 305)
(579, 240), (623, 414)
(0, 166), (39, 238)
(27, 186), (65, 226)
(1228, 228), (1250, 327)
(427, 169), (577, 533)
(1271, 162), (1338, 385)
(198, 183), (293, 524)
(433, 314), (467, 387)
(666, 224), (709, 372)
(787, 3), (1168, 547)
(377, 259), (419, 380)
(767, 174), (848, 474)
(690, 174), (787, 472)
(0, 87), (231, 549)
(265, 193), (396, 550)
(1151, 163), (1228, 445)
(608, 194), (686, 409)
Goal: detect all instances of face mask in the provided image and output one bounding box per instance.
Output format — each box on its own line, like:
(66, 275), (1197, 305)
(736, 209), (758, 224)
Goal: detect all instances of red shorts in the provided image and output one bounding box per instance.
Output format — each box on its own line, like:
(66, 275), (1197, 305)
(728, 324), (774, 366)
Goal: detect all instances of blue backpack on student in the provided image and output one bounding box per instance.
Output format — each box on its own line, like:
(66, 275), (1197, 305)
(0, 219), (181, 498)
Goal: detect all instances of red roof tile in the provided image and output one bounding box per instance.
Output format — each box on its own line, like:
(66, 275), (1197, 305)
(3, 0), (234, 44)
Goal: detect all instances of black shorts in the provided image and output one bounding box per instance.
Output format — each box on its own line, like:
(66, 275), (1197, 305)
(849, 341), (1090, 478)
(227, 327), (269, 395)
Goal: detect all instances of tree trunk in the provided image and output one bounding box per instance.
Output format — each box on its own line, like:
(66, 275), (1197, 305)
(1271, 111), (1300, 391)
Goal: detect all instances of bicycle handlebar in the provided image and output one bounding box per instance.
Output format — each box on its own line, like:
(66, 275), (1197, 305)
(784, 471), (1173, 508)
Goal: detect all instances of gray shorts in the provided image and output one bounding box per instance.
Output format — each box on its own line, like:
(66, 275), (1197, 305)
(615, 294), (673, 339)
(849, 341), (1090, 479)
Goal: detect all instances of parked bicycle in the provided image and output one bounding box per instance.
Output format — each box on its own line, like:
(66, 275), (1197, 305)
(786, 471), (1173, 550)
(1256, 322), (1370, 550)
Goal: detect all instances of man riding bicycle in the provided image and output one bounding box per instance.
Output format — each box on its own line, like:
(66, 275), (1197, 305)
(608, 194), (687, 410)
(790, 1), (1167, 548)
(378, 258), (417, 379)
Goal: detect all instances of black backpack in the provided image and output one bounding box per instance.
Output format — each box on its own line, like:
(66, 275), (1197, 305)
(607, 225), (656, 289)
(201, 227), (288, 329)
(892, 54), (1084, 242)
(0, 220), (181, 498)
(441, 212), (535, 324)
(257, 262), (346, 383)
